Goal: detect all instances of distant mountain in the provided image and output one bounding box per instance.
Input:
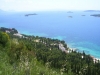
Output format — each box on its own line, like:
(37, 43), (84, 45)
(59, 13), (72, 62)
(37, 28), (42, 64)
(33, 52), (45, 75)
(0, 9), (7, 13)
(84, 10), (100, 12)
(0, 9), (16, 13)
(0, 9), (4, 12)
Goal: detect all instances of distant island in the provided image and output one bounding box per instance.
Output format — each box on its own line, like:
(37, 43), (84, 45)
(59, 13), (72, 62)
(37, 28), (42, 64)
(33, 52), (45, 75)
(91, 14), (100, 17)
(25, 13), (37, 16)
(0, 9), (3, 12)
(84, 10), (100, 12)
(68, 16), (73, 18)
(82, 15), (85, 16)
(67, 11), (73, 13)
(0, 9), (6, 13)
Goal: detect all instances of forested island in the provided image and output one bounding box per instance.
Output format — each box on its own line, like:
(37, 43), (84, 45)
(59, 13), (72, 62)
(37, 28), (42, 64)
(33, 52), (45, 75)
(0, 27), (100, 75)
(68, 16), (73, 18)
(67, 11), (73, 13)
(91, 14), (100, 17)
(82, 15), (85, 16)
(25, 13), (37, 16)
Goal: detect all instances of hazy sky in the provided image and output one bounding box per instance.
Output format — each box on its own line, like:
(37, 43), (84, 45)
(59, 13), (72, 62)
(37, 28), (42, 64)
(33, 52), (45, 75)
(0, 0), (100, 11)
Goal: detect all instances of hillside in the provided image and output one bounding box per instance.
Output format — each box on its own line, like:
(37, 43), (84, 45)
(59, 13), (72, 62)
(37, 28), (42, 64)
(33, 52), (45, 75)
(0, 27), (100, 75)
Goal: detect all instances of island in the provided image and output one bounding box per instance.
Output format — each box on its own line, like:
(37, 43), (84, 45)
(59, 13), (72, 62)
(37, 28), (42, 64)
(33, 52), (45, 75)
(91, 14), (100, 17)
(84, 10), (100, 12)
(67, 11), (73, 13)
(68, 16), (73, 18)
(25, 13), (37, 16)
(82, 15), (85, 16)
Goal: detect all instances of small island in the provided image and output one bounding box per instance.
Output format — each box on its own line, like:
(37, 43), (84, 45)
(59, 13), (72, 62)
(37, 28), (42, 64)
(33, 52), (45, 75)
(68, 16), (73, 18)
(82, 15), (85, 16)
(67, 11), (73, 13)
(91, 14), (100, 17)
(25, 13), (37, 16)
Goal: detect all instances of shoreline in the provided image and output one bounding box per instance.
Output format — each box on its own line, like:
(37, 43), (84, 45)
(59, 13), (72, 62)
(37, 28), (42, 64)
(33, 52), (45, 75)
(20, 31), (100, 60)
(1, 27), (100, 62)
(19, 31), (100, 60)
(67, 46), (100, 62)
(67, 43), (100, 60)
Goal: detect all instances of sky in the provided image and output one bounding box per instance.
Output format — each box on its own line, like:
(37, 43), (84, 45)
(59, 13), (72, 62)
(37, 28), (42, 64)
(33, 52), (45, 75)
(0, 0), (100, 11)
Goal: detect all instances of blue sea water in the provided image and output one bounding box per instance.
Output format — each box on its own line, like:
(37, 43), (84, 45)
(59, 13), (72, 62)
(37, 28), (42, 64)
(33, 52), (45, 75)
(0, 11), (100, 58)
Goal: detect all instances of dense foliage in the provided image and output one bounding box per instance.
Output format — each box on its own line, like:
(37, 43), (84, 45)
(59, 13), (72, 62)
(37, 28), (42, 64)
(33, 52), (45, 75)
(0, 27), (100, 75)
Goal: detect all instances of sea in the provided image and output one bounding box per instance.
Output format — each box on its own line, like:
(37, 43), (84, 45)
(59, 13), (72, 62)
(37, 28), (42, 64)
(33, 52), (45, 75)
(0, 10), (100, 58)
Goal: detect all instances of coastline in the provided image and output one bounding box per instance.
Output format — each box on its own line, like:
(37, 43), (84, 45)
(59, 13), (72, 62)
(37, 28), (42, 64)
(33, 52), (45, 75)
(6, 28), (100, 60)
(67, 42), (100, 60)
(1, 27), (100, 62)
(67, 46), (100, 63)
(19, 31), (100, 60)
(21, 32), (100, 61)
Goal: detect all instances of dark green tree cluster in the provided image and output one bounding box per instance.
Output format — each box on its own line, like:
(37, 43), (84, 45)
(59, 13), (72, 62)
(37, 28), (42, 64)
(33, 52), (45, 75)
(0, 31), (10, 48)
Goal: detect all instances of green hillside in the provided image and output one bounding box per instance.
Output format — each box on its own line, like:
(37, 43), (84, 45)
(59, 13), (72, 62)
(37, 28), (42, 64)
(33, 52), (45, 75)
(0, 27), (100, 75)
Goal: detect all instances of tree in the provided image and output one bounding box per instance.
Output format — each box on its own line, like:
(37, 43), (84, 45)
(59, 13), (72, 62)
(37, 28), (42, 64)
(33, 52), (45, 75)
(0, 31), (10, 47)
